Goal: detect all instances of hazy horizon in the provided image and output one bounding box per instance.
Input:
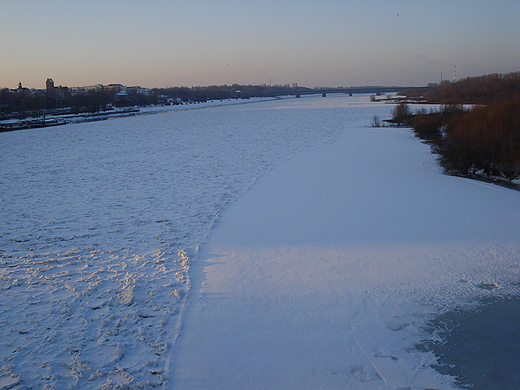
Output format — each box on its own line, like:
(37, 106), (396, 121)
(2, 0), (519, 90)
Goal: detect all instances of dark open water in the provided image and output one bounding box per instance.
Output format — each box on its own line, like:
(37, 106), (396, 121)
(422, 297), (520, 389)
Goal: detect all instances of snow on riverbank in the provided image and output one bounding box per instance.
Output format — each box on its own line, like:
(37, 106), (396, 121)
(172, 109), (520, 388)
(0, 96), (359, 388)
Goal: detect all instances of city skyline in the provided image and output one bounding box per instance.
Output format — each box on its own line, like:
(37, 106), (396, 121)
(1, 0), (519, 90)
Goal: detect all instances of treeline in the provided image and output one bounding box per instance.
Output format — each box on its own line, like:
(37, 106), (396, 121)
(423, 72), (520, 105)
(1, 83), (309, 119)
(153, 84), (311, 102)
(406, 100), (519, 180)
(389, 72), (520, 181)
(69, 89), (156, 113)
(437, 98), (520, 180)
(0, 87), (157, 119)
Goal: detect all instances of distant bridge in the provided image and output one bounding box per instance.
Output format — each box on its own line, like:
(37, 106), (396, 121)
(269, 86), (418, 98)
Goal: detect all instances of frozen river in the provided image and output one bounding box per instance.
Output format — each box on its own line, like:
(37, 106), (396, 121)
(1, 96), (392, 388)
(2, 95), (520, 389)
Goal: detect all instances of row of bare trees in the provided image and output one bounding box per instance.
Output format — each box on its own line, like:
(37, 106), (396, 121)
(153, 84), (312, 102)
(388, 71), (520, 181)
(424, 72), (520, 105)
(391, 99), (520, 181)
(0, 87), (157, 119)
(439, 98), (520, 180)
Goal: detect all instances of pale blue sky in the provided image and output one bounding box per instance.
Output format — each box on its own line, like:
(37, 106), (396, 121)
(1, 0), (519, 89)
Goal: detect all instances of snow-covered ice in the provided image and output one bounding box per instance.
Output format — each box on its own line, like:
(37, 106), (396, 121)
(171, 98), (520, 389)
(2, 95), (519, 389)
(0, 96), (344, 388)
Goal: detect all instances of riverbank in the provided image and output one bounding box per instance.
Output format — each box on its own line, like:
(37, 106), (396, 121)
(0, 97), (281, 132)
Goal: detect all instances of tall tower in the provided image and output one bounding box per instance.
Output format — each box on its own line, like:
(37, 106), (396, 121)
(46, 78), (55, 94)
(453, 65), (456, 82)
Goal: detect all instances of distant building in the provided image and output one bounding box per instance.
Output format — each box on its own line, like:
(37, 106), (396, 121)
(46, 78), (55, 95)
(16, 82), (31, 94)
(44, 78), (71, 108)
(107, 84), (125, 93)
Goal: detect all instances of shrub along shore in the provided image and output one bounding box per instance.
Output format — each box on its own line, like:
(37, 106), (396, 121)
(393, 72), (520, 184)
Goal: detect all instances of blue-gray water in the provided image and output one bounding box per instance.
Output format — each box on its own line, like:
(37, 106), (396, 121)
(421, 297), (520, 389)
